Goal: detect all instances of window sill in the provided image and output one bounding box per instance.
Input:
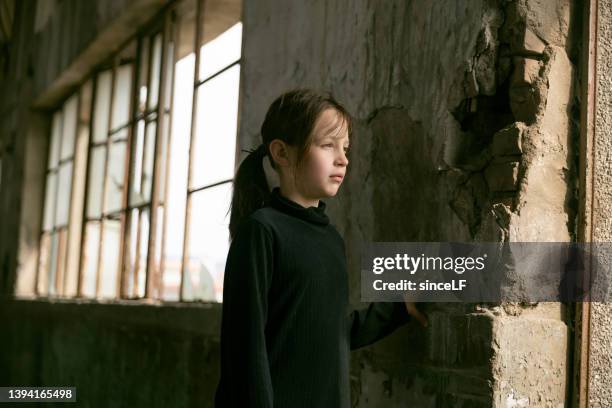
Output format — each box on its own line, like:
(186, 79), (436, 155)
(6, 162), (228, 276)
(1, 295), (222, 338)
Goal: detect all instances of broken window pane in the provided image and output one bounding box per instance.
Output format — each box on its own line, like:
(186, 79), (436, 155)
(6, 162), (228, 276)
(86, 145), (106, 219)
(183, 182), (232, 302)
(192, 64), (240, 188)
(81, 221), (101, 297)
(60, 94), (78, 160)
(99, 218), (121, 298)
(92, 70), (112, 143)
(111, 64), (133, 131)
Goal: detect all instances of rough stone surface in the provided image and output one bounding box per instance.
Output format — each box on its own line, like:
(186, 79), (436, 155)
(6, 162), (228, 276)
(491, 313), (568, 407)
(484, 1), (582, 406)
(511, 57), (542, 86)
(508, 84), (541, 124)
(503, 0), (573, 54)
(492, 122), (524, 156)
(507, 54), (546, 125)
(522, 0), (572, 47)
(521, 27), (547, 54)
(509, 46), (574, 244)
(588, 0), (612, 405)
(485, 161), (520, 192)
(503, 5), (547, 56)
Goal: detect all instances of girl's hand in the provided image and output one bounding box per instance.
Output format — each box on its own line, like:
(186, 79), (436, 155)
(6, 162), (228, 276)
(403, 299), (428, 328)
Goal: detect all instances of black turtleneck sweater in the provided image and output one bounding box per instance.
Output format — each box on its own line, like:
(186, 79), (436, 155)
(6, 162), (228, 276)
(214, 188), (410, 408)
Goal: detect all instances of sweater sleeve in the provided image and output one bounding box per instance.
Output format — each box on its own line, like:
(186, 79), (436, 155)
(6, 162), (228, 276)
(216, 218), (275, 407)
(348, 302), (411, 350)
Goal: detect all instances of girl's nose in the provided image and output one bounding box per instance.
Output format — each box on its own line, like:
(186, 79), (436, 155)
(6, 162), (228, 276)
(336, 149), (349, 166)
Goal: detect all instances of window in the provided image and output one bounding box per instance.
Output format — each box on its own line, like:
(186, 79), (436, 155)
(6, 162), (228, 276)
(32, 0), (242, 303)
(38, 87), (90, 297)
(176, 0), (242, 302)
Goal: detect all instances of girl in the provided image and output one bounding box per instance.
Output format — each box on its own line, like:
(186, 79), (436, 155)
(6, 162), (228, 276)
(215, 89), (427, 408)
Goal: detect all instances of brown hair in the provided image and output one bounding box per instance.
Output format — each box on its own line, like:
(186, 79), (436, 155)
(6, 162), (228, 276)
(229, 89), (352, 239)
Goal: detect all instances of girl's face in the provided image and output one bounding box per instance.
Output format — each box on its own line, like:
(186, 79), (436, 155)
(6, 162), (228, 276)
(293, 108), (350, 201)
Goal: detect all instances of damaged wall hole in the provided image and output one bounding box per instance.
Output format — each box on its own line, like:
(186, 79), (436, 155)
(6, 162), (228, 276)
(450, 74), (515, 238)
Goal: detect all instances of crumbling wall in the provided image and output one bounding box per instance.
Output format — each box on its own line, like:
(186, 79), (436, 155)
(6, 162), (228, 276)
(487, 1), (579, 405)
(240, 0), (581, 406)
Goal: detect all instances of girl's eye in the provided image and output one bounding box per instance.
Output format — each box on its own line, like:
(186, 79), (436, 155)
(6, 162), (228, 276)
(322, 143), (333, 148)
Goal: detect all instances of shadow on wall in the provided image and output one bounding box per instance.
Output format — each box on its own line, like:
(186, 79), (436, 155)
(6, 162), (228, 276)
(369, 107), (440, 242)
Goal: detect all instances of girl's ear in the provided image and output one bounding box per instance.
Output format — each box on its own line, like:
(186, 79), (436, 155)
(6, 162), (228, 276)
(269, 139), (293, 168)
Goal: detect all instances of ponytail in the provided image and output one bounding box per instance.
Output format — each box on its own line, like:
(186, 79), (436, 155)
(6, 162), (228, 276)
(229, 144), (270, 240)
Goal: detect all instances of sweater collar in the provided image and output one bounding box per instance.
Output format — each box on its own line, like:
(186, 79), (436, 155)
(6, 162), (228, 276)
(269, 187), (330, 226)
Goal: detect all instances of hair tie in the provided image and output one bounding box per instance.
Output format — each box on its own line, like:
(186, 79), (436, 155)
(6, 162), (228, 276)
(242, 143), (267, 156)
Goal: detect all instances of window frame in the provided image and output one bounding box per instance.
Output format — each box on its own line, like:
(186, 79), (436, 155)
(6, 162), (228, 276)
(179, 0), (242, 302)
(31, 0), (243, 304)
